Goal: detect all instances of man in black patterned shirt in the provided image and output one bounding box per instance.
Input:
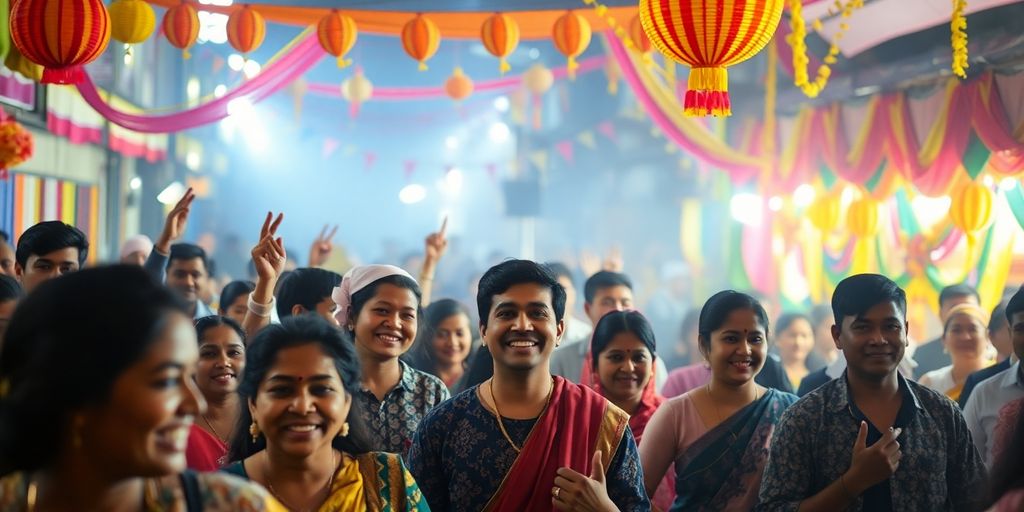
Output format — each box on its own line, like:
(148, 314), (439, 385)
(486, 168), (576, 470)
(758, 273), (986, 512)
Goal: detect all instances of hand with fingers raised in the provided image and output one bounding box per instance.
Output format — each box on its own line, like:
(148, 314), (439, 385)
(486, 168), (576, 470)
(155, 187), (195, 254)
(308, 224), (338, 268)
(551, 451), (619, 512)
(842, 422), (903, 498)
(252, 212), (286, 284)
(423, 216), (448, 266)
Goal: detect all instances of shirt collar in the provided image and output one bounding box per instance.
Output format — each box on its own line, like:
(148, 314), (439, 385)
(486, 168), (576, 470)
(396, 359), (416, 392)
(1001, 361), (1023, 390)
(829, 371), (923, 413)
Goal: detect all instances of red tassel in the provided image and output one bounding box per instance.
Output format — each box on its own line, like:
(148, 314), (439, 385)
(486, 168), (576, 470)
(42, 66), (85, 85)
(683, 89), (732, 116)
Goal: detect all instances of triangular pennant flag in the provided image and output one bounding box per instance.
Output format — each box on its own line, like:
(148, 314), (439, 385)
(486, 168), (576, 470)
(364, 152), (377, 171)
(555, 141), (574, 165)
(576, 130), (597, 150)
(597, 121), (617, 142)
(528, 150), (548, 172)
(321, 137), (340, 160)
(403, 160), (417, 180)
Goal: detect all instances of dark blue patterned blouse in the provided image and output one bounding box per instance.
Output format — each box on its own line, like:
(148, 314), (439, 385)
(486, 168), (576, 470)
(355, 360), (450, 455)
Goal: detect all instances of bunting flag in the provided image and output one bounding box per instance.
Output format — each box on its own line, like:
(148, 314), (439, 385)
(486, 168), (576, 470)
(528, 150), (548, 172)
(363, 152), (377, 171)
(403, 160), (416, 179)
(321, 137), (340, 159)
(576, 130), (597, 149)
(0, 173), (99, 262)
(555, 141), (574, 165)
(596, 120), (617, 142)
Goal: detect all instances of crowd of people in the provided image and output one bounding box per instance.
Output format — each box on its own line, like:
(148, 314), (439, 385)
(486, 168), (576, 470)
(0, 189), (1022, 512)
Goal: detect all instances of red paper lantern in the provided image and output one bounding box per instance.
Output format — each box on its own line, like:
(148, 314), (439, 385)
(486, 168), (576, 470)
(317, 10), (358, 68)
(162, 2), (200, 58)
(10, 0), (111, 84)
(227, 5), (266, 55)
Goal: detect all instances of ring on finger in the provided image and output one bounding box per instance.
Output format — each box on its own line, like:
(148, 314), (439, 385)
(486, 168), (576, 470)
(552, 486), (561, 499)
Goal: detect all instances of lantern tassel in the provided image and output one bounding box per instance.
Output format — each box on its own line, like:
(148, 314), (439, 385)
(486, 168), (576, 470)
(499, 57), (510, 75)
(418, 61), (428, 72)
(41, 66), (85, 85)
(684, 67), (731, 117)
(567, 56), (578, 80)
(337, 56), (352, 69)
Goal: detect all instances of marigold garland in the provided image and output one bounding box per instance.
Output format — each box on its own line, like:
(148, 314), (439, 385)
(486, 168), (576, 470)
(786, 0), (863, 98)
(951, 0), (968, 78)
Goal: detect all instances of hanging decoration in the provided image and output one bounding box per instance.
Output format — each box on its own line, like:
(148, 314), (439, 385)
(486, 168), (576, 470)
(401, 14), (440, 71)
(552, 11), (591, 79)
(341, 68), (373, 117)
(847, 197), (879, 238)
(638, 0), (784, 117)
(162, 2), (200, 59)
(523, 63), (554, 129)
(0, 117), (34, 181)
(627, 14), (650, 54)
(108, 0), (156, 53)
(444, 67), (474, 102)
(786, 0), (863, 98)
(806, 191), (842, 232)
(951, 0), (968, 78)
(317, 10), (357, 68)
(480, 13), (519, 75)
(949, 180), (993, 241)
(4, 42), (42, 81)
(10, 0), (111, 84)
(227, 5), (267, 55)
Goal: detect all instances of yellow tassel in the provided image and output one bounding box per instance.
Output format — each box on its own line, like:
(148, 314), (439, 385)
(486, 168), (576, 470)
(418, 61), (428, 72)
(183, 49), (191, 60)
(337, 56), (352, 69)
(568, 57), (578, 80)
(687, 67), (728, 92)
(499, 58), (510, 75)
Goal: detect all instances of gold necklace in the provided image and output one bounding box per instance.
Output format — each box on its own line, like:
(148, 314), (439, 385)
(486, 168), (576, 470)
(201, 413), (227, 444)
(489, 378), (553, 453)
(264, 450), (338, 512)
(26, 476), (161, 511)
(706, 384), (761, 441)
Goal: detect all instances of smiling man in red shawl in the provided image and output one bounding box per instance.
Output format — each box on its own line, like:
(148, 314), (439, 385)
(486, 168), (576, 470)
(407, 259), (650, 511)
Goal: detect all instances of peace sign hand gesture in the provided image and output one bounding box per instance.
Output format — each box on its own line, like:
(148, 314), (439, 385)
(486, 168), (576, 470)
(155, 187), (195, 253)
(252, 212), (286, 282)
(309, 224), (338, 268)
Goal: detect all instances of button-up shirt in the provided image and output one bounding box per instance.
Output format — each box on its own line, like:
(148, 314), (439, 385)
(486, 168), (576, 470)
(758, 372), (986, 512)
(963, 361), (1024, 467)
(355, 360), (449, 455)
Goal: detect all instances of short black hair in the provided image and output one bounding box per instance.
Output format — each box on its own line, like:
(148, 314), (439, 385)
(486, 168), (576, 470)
(776, 312), (813, 336)
(939, 283), (979, 309)
(1006, 287), (1024, 325)
(477, 259), (566, 324)
(697, 290), (769, 355)
(167, 243), (208, 271)
(195, 315), (246, 343)
(832, 274), (907, 328)
(0, 274), (22, 302)
(544, 262), (573, 284)
(14, 221), (89, 268)
(989, 303), (1007, 336)
(591, 310), (657, 368)
(218, 280), (255, 314)
(810, 304), (833, 329)
(276, 268), (342, 318)
(583, 271), (632, 304)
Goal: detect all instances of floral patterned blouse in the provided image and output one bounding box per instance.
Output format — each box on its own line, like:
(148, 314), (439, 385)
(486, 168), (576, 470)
(355, 360), (450, 455)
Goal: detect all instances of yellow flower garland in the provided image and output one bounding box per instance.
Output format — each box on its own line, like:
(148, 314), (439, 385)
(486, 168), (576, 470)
(951, 0), (968, 78)
(786, 0), (863, 98)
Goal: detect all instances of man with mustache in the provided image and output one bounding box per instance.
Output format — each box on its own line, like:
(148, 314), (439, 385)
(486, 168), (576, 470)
(408, 259), (649, 511)
(758, 274), (985, 512)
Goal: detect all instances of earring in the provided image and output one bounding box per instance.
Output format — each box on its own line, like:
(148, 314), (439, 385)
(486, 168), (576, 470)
(338, 422), (350, 438)
(702, 359), (711, 369)
(249, 421), (261, 443)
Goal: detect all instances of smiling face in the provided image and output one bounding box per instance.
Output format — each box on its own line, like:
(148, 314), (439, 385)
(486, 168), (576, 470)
(481, 283), (565, 373)
(78, 312), (204, 477)
(432, 313), (472, 368)
(833, 301), (907, 381)
(701, 309), (767, 387)
(166, 257), (208, 306)
(351, 283), (418, 361)
(943, 312), (989, 362)
(585, 285), (634, 326)
(196, 324), (245, 400)
(248, 343), (351, 459)
(596, 332), (652, 405)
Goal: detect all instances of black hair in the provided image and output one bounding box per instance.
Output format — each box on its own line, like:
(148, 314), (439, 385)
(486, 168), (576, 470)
(227, 315), (371, 462)
(544, 262), (574, 284)
(1006, 287), (1024, 326)
(697, 290), (770, 355)
(939, 283), (980, 310)
(195, 315), (246, 344)
(0, 274), (22, 302)
(405, 299), (475, 378)
(809, 304), (833, 329)
(776, 312), (813, 336)
(985, 401), (1024, 508)
(0, 230), (8, 243)
(988, 304), (1007, 336)
(206, 258), (218, 278)
(583, 271), (633, 304)
(831, 274), (907, 328)
(276, 268), (343, 319)
(590, 310), (657, 368)
(476, 259), (566, 324)
(167, 243), (209, 272)
(346, 274), (422, 327)
(14, 221), (89, 268)
(679, 308), (700, 340)
(0, 266), (187, 474)
(218, 280), (255, 315)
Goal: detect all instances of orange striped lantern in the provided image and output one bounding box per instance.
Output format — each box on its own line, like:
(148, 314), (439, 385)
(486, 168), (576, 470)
(108, 0), (156, 50)
(552, 11), (591, 79)
(162, 2), (199, 59)
(9, 0), (111, 84)
(317, 10), (357, 68)
(846, 198), (879, 238)
(401, 14), (440, 71)
(639, 0), (784, 116)
(481, 13), (519, 75)
(445, 67), (474, 102)
(628, 14), (651, 53)
(949, 181), (994, 235)
(227, 5), (266, 55)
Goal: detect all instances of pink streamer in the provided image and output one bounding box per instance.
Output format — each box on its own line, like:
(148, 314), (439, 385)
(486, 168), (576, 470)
(74, 33), (324, 134)
(929, 228), (965, 262)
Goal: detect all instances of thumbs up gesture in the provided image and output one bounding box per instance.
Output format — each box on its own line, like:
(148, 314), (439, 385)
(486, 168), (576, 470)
(552, 450), (620, 512)
(843, 422), (902, 496)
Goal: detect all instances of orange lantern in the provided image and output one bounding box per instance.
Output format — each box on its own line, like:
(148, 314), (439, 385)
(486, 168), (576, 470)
(317, 10), (357, 68)
(523, 64), (554, 96)
(639, 0), (784, 116)
(846, 197), (879, 238)
(949, 181), (994, 235)
(109, 0), (156, 48)
(401, 14), (440, 71)
(227, 5), (266, 55)
(0, 118), (34, 181)
(162, 2), (199, 59)
(445, 67), (474, 102)
(481, 13), (519, 74)
(628, 14), (651, 53)
(552, 11), (591, 78)
(10, 0), (111, 84)
(806, 192), (841, 232)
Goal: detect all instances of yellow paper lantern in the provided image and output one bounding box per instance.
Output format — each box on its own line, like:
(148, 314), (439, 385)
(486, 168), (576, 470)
(846, 197), (879, 238)
(949, 181), (994, 234)
(445, 67), (474, 102)
(4, 42), (42, 81)
(109, 0), (156, 46)
(806, 192), (841, 232)
(341, 69), (373, 103)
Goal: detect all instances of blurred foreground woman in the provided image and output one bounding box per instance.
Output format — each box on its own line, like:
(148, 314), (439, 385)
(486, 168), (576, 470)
(0, 266), (281, 511)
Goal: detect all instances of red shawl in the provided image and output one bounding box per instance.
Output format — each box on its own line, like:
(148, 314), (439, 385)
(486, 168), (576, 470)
(582, 347), (665, 443)
(484, 376), (628, 512)
(185, 424), (228, 471)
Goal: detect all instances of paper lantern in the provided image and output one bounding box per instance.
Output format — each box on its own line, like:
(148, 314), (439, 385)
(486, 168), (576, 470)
(949, 181), (994, 234)
(4, 42), (42, 81)
(481, 13), (519, 74)
(227, 5), (266, 55)
(318, 10), (357, 68)
(341, 69), (372, 117)
(523, 64), (554, 95)
(10, 0), (111, 84)
(0, 118), (33, 180)
(639, 0), (784, 116)
(0, 0), (11, 60)
(109, 0), (156, 47)
(445, 67), (474, 102)
(846, 198), (879, 238)
(162, 2), (199, 58)
(401, 14), (440, 71)
(552, 11), (591, 78)
(806, 192), (841, 232)
(628, 14), (651, 53)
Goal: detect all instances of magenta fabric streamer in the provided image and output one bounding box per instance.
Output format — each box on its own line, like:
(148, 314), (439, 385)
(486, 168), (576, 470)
(74, 33), (323, 134)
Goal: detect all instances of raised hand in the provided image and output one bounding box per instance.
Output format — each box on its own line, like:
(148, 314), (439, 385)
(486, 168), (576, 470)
(308, 224), (338, 268)
(845, 422), (902, 495)
(155, 187), (195, 253)
(603, 245), (623, 272)
(424, 216), (448, 264)
(552, 451), (618, 512)
(252, 212), (286, 282)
